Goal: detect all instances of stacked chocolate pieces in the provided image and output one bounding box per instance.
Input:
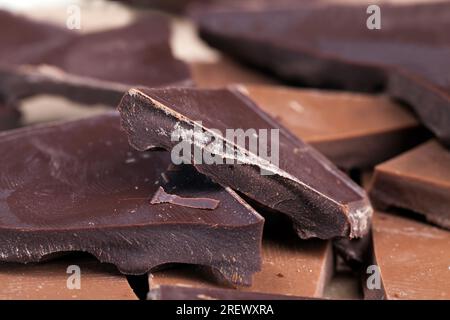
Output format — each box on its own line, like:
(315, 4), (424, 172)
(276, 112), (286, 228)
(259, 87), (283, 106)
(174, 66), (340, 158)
(0, 1), (448, 300)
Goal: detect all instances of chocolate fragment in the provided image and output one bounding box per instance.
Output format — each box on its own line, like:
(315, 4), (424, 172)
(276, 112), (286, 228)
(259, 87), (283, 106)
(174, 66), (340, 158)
(150, 236), (332, 298)
(150, 186), (220, 210)
(0, 101), (20, 131)
(0, 256), (137, 300)
(369, 140), (450, 230)
(0, 10), (191, 105)
(0, 112), (263, 284)
(241, 84), (429, 169)
(366, 212), (450, 300)
(149, 285), (311, 300)
(195, 2), (450, 146)
(118, 87), (372, 239)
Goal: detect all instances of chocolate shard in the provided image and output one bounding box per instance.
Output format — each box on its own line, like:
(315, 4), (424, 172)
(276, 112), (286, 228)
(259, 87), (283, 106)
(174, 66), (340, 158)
(240, 84), (429, 169)
(365, 212), (450, 300)
(195, 2), (450, 147)
(0, 10), (191, 105)
(0, 100), (20, 131)
(0, 112), (263, 285)
(150, 186), (220, 210)
(0, 256), (137, 300)
(118, 87), (372, 239)
(149, 285), (313, 300)
(369, 140), (450, 230)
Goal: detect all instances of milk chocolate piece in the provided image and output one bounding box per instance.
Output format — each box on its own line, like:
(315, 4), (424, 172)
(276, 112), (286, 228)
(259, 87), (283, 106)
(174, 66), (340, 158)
(191, 58), (279, 88)
(0, 113), (263, 284)
(195, 2), (450, 146)
(149, 285), (310, 300)
(118, 87), (372, 239)
(0, 10), (191, 105)
(0, 256), (137, 300)
(150, 236), (332, 298)
(369, 140), (450, 230)
(241, 85), (429, 169)
(366, 212), (450, 300)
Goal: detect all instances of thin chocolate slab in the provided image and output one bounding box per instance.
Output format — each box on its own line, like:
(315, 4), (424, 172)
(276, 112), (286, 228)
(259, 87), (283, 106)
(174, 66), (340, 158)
(0, 113), (263, 285)
(240, 84), (428, 169)
(369, 140), (450, 230)
(366, 212), (450, 300)
(195, 2), (450, 146)
(190, 58), (279, 88)
(149, 285), (310, 300)
(0, 10), (191, 105)
(150, 237), (332, 298)
(0, 256), (137, 300)
(118, 87), (372, 239)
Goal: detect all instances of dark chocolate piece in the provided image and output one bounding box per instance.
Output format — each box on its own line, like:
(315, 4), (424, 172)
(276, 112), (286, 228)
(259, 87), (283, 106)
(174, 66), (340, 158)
(0, 10), (191, 105)
(369, 140), (450, 230)
(149, 284), (312, 300)
(118, 87), (372, 239)
(241, 84), (429, 169)
(0, 112), (263, 285)
(0, 101), (20, 131)
(150, 186), (220, 210)
(0, 256), (137, 299)
(195, 2), (450, 146)
(365, 212), (450, 300)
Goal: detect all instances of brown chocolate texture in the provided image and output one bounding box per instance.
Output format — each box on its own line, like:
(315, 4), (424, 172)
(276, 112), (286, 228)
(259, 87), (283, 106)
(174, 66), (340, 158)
(370, 140), (450, 230)
(195, 2), (450, 147)
(0, 10), (191, 105)
(0, 112), (263, 285)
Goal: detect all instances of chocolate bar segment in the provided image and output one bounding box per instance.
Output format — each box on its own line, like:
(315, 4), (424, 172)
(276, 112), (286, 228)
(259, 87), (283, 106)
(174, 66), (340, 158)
(0, 256), (137, 300)
(366, 212), (450, 300)
(118, 87), (372, 239)
(369, 140), (450, 230)
(0, 10), (191, 105)
(195, 2), (450, 146)
(0, 112), (263, 285)
(241, 84), (429, 169)
(150, 237), (332, 298)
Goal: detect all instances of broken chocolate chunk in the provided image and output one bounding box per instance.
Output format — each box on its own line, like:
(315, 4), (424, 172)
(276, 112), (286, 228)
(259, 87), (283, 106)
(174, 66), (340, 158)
(240, 84), (429, 169)
(365, 212), (450, 300)
(118, 87), (372, 239)
(0, 112), (263, 285)
(0, 10), (191, 105)
(369, 140), (450, 230)
(195, 2), (450, 146)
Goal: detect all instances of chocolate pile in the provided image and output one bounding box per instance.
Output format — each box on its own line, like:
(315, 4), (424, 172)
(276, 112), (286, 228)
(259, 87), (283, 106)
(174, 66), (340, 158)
(0, 1), (448, 300)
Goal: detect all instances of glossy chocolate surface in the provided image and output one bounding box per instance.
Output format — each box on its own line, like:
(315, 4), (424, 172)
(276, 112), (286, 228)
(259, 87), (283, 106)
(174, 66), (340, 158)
(118, 87), (372, 239)
(0, 10), (191, 105)
(196, 2), (450, 146)
(0, 112), (263, 284)
(370, 140), (450, 229)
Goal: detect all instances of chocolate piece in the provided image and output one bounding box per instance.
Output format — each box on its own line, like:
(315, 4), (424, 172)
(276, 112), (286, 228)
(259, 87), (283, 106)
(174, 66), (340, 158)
(195, 2), (450, 146)
(366, 212), (450, 300)
(150, 237), (332, 298)
(240, 84), (429, 169)
(0, 10), (191, 105)
(0, 256), (137, 299)
(150, 186), (220, 210)
(369, 140), (450, 230)
(0, 112), (263, 284)
(149, 285), (310, 300)
(191, 58), (279, 88)
(118, 87), (372, 239)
